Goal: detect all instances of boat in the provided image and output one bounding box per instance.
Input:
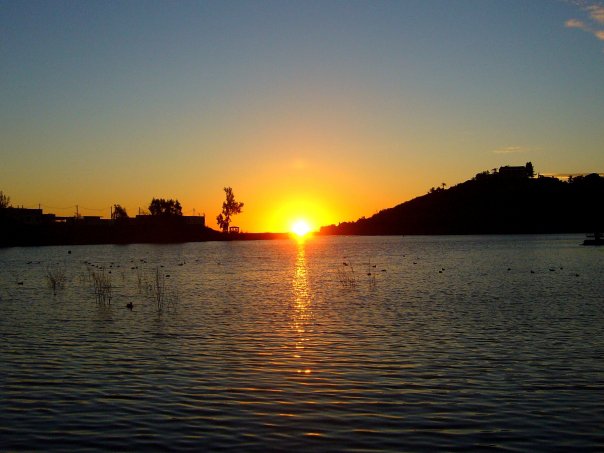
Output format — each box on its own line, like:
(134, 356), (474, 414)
(583, 232), (604, 246)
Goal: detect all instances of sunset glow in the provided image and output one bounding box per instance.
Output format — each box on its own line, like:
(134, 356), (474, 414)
(261, 196), (334, 234)
(1, 2), (602, 233)
(291, 220), (312, 238)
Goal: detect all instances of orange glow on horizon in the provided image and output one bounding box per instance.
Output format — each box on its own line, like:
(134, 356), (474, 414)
(260, 196), (332, 234)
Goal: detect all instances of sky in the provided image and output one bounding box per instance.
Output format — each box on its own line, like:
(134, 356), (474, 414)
(1, 0), (603, 232)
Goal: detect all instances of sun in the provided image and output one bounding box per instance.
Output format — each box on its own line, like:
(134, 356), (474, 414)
(291, 219), (312, 238)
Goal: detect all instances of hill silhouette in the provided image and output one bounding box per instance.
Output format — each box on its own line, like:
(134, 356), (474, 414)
(320, 164), (604, 235)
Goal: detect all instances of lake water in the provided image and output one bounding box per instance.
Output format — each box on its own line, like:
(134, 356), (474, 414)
(1, 235), (603, 451)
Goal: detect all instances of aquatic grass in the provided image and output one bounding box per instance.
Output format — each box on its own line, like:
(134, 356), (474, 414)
(151, 267), (166, 310)
(136, 267), (144, 293)
(90, 268), (112, 305)
(45, 265), (66, 295)
(337, 260), (357, 288)
(143, 267), (179, 312)
(366, 258), (377, 289)
(337, 258), (379, 289)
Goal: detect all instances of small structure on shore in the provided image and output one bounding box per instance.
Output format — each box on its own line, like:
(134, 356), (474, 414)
(583, 232), (603, 246)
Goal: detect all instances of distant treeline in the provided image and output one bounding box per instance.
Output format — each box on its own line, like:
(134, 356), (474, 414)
(0, 190), (251, 247)
(0, 194), (221, 246)
(320, 165), (604, 235)
(0, 216), (223, 247)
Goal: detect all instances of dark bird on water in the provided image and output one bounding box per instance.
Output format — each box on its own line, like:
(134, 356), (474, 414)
(126, 302), (133, 310)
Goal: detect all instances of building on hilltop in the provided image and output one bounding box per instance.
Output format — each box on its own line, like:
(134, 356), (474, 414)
(183, 215), (205, 226)
(499, 165), (529, 178)
(134, 214), (204, 226)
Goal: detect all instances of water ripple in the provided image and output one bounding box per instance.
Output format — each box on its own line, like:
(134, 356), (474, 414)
(1, 236), (603, 451)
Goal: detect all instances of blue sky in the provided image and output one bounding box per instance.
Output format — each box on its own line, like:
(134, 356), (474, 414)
(1, 0), (603, 231)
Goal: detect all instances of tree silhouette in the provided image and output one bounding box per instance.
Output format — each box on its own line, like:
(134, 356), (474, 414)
(217, 187), (244, 232)
(149, 198), (182, 217)
(111, 204), (129, 221)
(0, 191), (10, 208)
(525, 162), (535, 178)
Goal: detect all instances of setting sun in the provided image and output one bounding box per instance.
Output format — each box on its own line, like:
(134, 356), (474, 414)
(291, 219), (312, 237)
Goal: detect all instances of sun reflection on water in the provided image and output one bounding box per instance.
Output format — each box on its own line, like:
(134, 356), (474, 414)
(292, 241), (313, 375)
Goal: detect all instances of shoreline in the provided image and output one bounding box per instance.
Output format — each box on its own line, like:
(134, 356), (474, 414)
(0, 225), (293, 247)
(0, 230), (590, 248)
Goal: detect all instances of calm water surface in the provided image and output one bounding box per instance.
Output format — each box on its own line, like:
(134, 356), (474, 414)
(1, 235), (603, 451)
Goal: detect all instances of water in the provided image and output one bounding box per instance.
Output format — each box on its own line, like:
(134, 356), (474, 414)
(1, 235), (603, 451)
